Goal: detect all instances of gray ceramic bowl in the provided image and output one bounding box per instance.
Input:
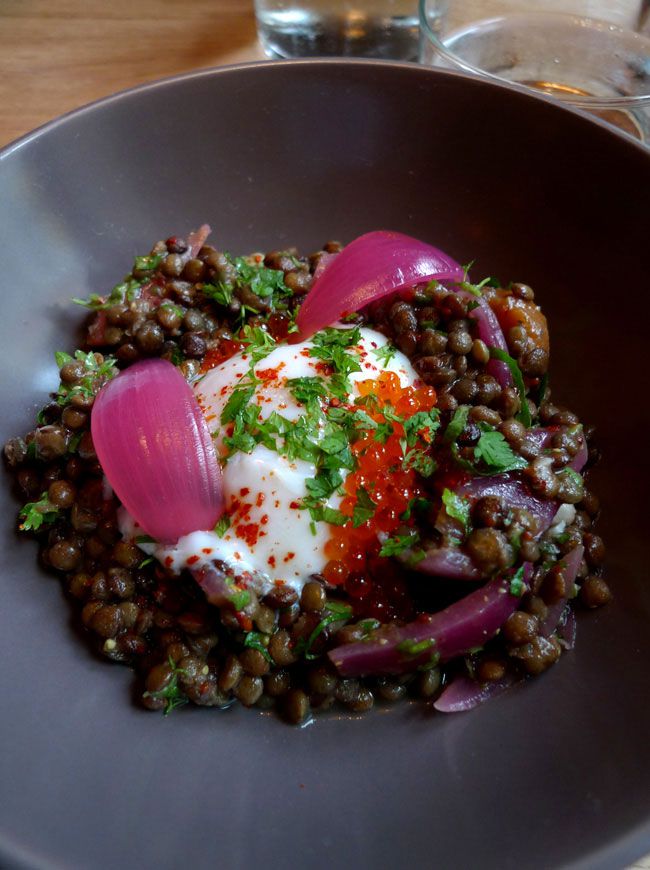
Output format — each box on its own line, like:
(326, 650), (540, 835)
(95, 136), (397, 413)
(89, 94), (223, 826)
(1, 60), (649, 870)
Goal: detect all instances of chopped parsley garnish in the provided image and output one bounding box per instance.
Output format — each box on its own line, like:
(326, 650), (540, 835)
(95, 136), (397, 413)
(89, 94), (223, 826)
(243, 631), (272, 663)
(306, 504), (348, 527)
(305, 469), (343, 501)
(142, 656), (188, 716)
(295, 601), (353, 660)
(133, 253), (163, 272)
(352, 486), (377, 528)
(203, 255), (291, 321)
(214, 516), (231, 537)
(402, 448), (436, 478)
(202, 282), (234, 307)
(220, 385), (256, 425)
(231, 256), (288, 300)
(441, 488), (471, 536)
(403, 409), (440, 447)
(372, 343), (398, 366)
(397, 637), (437, 660)
(379, 530), (420, 557)
(400, 497), (431, 521)
(489, 347), (531, 427)
(287, 376), (327, 404)
(537, 372), (549, 409)
(54, 350), (118, 409)
(311, 325), (361, 350)
(72, 276), (149, 310)
(473, 430), (528, 473)
(509, 565), (526, 597)
(18, 492), (60, 532)
(308, 326), (362, 390)
(228, 589), (251, 611)
(159, 301), (184, 319)
(135, 534), (156, 544)
(240, 324), (277, 364)
(444, 405), (470, 443)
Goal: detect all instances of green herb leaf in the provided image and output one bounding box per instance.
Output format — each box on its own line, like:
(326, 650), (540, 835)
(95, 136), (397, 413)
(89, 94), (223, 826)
(202, 282), (234, 307)
(54, 350), (119, 409)
(403, 409), (440, 448)
(232, 256), (289, 300)
(55, 351), (73, 368)
(297, 601), (353, 660)
(474, 430), (528, 473)
(240, 324), (277, 364)
(305, 469), (343, 501)
(320, 428), (349, 456)
(135, 534), (156, 544)
(509, 565), (526, 597)
(220, 386), (255, 425)
(489, 347), (531, 427)
(214, 516), (231, 537)
(400, 496), (431, 521)
(243, 631), (273, 662)
(537, 372), (549, 409)
(379, 530), (420, 557)
(133, 253), (163, 272)
(142, 656), (188, 716)
(18, 492), (60, 532)
(308, 504), (349, 527)
(402, 448), (436, 478)
(228, 588), (251, 611)
(441, 488), (471, 536)
(72, 276), (147, 310)
(444, 405), (470, 443)
(311, 325), (361, 350)
(372, 343), (398, 366)
(396, 638), (437, 660)
(287, 376), (327, 405)
(352, 486), (377, 528)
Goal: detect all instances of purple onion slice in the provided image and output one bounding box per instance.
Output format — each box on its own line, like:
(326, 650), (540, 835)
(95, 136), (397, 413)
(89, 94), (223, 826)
(434, 672), (519, 713)
(328, 565), (532, 678)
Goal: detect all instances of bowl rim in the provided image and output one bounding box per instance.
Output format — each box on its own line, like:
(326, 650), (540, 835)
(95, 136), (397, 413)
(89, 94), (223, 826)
(417, 0), (650, 111)
(1, 56), (650, 870)
(1, 58), (650, 162)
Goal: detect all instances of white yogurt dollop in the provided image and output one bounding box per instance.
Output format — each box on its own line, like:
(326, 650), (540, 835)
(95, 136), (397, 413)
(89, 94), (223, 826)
(120, 326), (419, 593)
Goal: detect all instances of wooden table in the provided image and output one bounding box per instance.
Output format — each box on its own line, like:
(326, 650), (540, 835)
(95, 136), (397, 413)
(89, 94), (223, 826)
(1, 2), (649, 867)
(0, 0), (265, 147)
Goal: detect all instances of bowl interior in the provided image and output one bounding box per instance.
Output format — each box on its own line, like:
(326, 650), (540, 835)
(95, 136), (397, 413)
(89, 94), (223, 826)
(1, 60), (649, 870)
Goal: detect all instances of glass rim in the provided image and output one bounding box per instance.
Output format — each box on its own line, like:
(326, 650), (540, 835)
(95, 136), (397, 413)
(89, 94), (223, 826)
(417, 0), (650, 110)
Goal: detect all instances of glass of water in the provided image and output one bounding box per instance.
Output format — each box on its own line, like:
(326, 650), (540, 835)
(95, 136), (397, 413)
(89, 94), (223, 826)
(418, 0), (650, 142)
(255, 0), (419, 60)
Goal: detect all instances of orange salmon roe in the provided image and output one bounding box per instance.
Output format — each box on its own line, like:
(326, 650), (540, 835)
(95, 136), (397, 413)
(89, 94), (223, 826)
(200, 338), (244, 373)
(322, 371), (436, 589)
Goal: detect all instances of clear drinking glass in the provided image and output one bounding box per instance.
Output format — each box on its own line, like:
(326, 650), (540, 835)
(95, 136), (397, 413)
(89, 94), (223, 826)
(255, 0), (419, 60)
(418, 0), (650, 142)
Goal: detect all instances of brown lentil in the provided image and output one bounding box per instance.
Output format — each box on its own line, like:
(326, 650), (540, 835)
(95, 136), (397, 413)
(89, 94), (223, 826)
(218, 655), (243, 692)
(580, 576), (612, 608)
(503, 611), (539, 646)
(283, 689), (310, 724)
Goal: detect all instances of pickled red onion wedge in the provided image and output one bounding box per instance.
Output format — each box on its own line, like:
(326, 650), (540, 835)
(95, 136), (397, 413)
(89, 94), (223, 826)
(434, 672), (518, 713)
(187, 223), (211, 258)
(295, 231), (464, 339)
(454, 286), (512, 388)
(328, 565), (531, 677)
(91, 359), (224, 544)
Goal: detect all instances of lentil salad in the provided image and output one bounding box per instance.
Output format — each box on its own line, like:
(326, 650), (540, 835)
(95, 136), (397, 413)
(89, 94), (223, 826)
(3, 229), (610, 723)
